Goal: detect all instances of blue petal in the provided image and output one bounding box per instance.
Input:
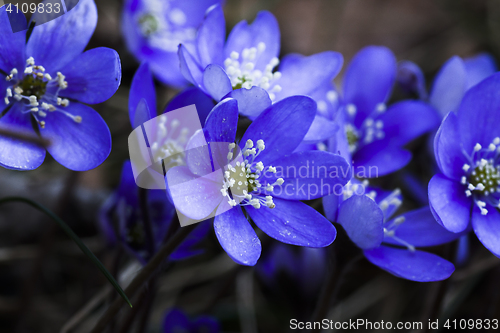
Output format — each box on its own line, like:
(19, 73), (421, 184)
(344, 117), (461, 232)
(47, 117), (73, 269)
(224, 11), (280, 71)
(178, 44), (203, 88)
(455, 235), (470, 266)
(353, 142), (411, 177)
(323, 193), (341, 222)
(309, 82), (341, 120)
(343, 46), (396, 127)
(274, 51), (343, 101)
(163, 309), (191, 333)
(378, 100), (440, 146)
(457, 72), (500, 153)
(224, 86), (272, 119)
(184, 129), (212, 177)
(39, 103), (111, 171)
(27, 0), (98, 73)
(247, 198), (337, 247)
(170, 221), (211, 260)
(433, 111), (468, 180)
(429, 56), (467, 118)
(165, 87), (215, 126)
(0, 103), (46, 170)
(205, 98), (239, 143)
(129, 63), (156, 127)
(204, 99), (239, 171)
(327, 111), (351, 163)
(383, 207), (466, 248)
(197, 5), (225, 67)
(259, 151), (351, 200)
(472, 206), (500, 258)
(337, 195), (384, 249)
(0, 6), (26, 73)
(166, 166), (223, 220)
(464, 53), (497, 90)
(202, 65), (232, 101)
(396, 60), (427, 99)
(132, 99), (153, 130)
(401, 172), (429, 205)
(303, 115), (338, 143)
(59, 47), (121, 105)
(170, 0), (222, 27)
(214, 204), (261, 266)
(147, 51), (189, 88)
(241, 96), (316, 165)
(428, 174), (472, 233)
(364, 246), (455, 282)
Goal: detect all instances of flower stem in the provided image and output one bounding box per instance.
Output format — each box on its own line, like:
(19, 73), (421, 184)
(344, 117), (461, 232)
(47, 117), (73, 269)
(138, 188), (156, 258)
(90, 223), (197, 333)
(0, 196), (132, 308)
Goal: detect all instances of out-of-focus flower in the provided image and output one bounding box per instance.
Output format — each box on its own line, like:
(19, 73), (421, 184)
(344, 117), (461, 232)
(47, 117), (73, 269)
(178, 6), (343, 121)
(167, 96), (351, 265)
(335, 186), (461, 281)
(429, 72), (500, 258)
(0, 0), (121, 171)
(122, 0), (221, 87)
(326, 46), (441, 177)
(163, 309), (220, 333)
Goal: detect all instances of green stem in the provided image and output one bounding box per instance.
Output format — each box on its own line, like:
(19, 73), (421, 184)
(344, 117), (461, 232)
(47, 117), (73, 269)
(0, 196), (131, 308)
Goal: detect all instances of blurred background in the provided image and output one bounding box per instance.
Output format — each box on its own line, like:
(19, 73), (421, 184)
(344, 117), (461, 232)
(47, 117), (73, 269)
(0, 0), (499, 332)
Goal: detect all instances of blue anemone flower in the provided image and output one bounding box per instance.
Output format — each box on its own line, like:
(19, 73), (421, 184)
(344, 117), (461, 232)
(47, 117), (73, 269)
(167, 96), (351, 265)
(163, 309), (220, 333)
(0, 1), (121, 171)
(122, 0), (221, 87)
(336, 187), (461, 281)
(128, 63), (213, 192)
(177, 5), (343, 119)
(326, 46), (440, 177)
(99, 63), (214, 263)
(429, 72), (500, 258)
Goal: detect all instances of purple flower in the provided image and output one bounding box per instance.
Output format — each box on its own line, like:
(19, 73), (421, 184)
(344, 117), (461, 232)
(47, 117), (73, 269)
(429, 72), (500, 258)
(128, 63), (214, 191)
(0, 0), (121, 171)
(163, 309), (220, 333)
(98, 62), (215, 263)
(122, 0), (221, 87)
(167, 96), (351, 265)
(178, 5), (343, 119)
(335, 187), (461, 281)
(326, 46), (441, 177)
